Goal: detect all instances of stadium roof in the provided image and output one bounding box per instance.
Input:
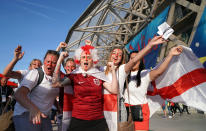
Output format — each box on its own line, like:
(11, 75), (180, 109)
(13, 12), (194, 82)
(64, 0), (205, 65)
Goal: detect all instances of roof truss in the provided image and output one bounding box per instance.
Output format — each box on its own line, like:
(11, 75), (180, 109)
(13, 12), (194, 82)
(64, 0), (205, 65)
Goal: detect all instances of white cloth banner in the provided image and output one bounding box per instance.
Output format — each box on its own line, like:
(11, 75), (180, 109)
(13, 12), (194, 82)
(147, 46), (206, 117)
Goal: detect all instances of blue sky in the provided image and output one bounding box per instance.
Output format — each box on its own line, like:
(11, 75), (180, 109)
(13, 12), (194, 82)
(0, 0), (93, 80)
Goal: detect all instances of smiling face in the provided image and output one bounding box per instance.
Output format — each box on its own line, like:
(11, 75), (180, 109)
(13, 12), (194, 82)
(64, 60), (76, 74)
(80, 51), (93, 71)
(43, 54), (58, 76)
(110, 49), (123, 66)
(29, 60), (42, 70)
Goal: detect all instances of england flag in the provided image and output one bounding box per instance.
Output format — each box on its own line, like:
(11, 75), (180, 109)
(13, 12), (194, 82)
(147, 45), (206, 117)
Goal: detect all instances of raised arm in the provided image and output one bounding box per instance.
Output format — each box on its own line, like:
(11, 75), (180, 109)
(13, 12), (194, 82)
(52, 51), (71, 88)
(125, 36), (167, 74)
(3, 45), (24, 80)
(150, 46), (183, 81)
(56, 42), (68, 52)
(103, 62), (118, 94)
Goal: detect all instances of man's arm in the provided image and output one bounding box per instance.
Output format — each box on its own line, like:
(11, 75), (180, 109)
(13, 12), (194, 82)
(52, 52), (71, 88)
(3, 45), (24, 80)
(14, 69), (46, 124)
(14, 86), (46, 124)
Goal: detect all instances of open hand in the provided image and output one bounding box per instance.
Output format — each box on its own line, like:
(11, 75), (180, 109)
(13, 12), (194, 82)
(14, 45), (24, 60)
(29, 107), (47, 125)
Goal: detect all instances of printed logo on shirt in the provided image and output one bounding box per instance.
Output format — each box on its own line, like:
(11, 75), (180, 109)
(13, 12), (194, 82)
(93, 79), (100, 86)
(78, 81), (85, 84)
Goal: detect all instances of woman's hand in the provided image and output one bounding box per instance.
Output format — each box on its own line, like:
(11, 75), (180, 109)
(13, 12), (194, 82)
(108, 62), (117, 71)
(148, 35), (167, 47)
(56, 42), (68, 52)
(60, 51), (69, 60)
(169, 46), (183, 56)
(104, 61), (118, 94)
(59, 42), (67, 49)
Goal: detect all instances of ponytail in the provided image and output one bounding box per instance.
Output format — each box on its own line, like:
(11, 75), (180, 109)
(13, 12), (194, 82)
(135, 60), (144, 87)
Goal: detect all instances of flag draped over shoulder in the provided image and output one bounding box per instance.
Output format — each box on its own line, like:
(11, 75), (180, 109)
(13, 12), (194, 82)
(62, 84), (73, 131)
(60, 72), (73, 131)
(147, 46), (206, 117)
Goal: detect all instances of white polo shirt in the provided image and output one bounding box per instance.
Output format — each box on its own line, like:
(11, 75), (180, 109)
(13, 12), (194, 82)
(14, 66), (59, 116)
(124, 69), (151, 105)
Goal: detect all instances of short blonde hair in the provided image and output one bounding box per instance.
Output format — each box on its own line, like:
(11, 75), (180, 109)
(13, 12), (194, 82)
(29, 59), (42, 67)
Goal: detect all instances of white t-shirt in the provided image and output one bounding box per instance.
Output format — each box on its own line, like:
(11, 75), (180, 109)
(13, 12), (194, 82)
(13, 69), (29, 92)
(104, 64), (128, 94)
(124, 69), (151, 105)
(104, 64), (128, 131)
(14, 66), (59, 116)
(18, 70), (29, 82)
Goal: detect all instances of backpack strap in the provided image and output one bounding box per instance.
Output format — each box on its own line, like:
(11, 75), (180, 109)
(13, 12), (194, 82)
(36, 67), (44, 86)
(30, 67), (44, 93)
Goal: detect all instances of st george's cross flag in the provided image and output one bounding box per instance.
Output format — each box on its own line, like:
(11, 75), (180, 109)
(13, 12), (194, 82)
(147, 45), (206, 117)
(59, 72), (74, 131)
